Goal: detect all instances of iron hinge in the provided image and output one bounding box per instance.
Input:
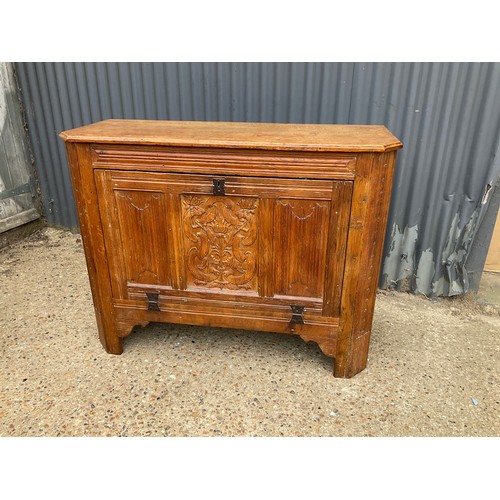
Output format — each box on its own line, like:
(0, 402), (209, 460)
(146, 292), (160, 311)
(0, 179), (35, 201)
(290, 305), (305, 324)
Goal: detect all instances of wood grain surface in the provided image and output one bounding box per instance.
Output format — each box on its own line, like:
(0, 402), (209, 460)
(60, 119), (403, 152)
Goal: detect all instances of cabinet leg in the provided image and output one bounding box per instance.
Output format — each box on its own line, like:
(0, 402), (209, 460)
(101, 335), (123, 355)
(333, 331), (370, 378)
(96, 321), (123, 355)
(97, 316), (151, 355)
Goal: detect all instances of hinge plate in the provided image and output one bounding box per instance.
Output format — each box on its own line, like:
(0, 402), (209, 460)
(0, 180), (35, 201)
(290, 305), (304, 324)
(146, 292), (160, 311)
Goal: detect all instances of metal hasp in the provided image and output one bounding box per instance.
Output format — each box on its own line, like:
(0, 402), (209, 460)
(146, 292), (160, 311)
(290, 305), (304, 324)
(213, 178), (225, 196)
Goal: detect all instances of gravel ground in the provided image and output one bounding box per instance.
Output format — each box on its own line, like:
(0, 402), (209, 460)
(1, 227), (499, 436)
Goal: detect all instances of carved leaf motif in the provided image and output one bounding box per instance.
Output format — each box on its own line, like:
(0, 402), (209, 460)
(182, 195), (258, 290)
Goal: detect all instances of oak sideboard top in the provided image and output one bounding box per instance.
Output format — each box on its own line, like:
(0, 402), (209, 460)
(59, 119), (403, 152)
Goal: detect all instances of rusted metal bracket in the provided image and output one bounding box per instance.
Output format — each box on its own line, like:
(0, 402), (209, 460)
(146, 292), (160, 311)
(290, 305), (304, 324)
(0, 180), (35, 201)
(213, 178), (225, 196)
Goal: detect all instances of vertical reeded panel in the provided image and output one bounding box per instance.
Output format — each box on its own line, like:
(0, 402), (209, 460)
(273, 199), (330, 299)
(114, 190), (171, 286)
(181, 194), (259, 292)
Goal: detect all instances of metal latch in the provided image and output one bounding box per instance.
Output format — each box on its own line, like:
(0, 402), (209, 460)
(146, 292), (160, 311)
(213, 178), (225, 196)
(290, 305), (304, 324)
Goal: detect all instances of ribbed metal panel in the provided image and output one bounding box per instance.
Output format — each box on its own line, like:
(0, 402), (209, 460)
(14, 62), (500, 296)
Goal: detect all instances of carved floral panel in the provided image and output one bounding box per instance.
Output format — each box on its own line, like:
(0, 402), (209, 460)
(181, 195), (259, 291)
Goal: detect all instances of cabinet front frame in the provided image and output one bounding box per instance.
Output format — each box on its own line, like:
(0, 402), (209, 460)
(94, 168), (353, 322)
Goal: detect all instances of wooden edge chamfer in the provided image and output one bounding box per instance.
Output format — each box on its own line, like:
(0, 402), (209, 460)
(59, 120), (403, 153)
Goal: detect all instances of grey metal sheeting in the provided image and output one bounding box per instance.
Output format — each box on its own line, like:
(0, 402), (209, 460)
(14, 62), (500, 296)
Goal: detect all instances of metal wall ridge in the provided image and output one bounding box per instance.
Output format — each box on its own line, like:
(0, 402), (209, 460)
(14, 62), (500, 296)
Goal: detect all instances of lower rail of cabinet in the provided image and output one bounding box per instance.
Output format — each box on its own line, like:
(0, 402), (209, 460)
(113, 304), (338, 357)
(93, 303), (372, 378)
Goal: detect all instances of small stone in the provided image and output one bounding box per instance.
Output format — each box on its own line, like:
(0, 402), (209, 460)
(169, 375), (176, 380)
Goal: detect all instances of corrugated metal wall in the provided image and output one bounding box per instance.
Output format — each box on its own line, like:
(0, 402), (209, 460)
(14, 62), (500, 296)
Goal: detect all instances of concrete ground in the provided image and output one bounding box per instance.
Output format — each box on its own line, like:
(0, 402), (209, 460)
(0, 227), (499, 436)
(477, 271), (500, 310)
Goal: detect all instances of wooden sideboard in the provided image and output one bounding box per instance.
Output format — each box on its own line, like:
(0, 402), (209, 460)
(60, 120), (402, 378)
